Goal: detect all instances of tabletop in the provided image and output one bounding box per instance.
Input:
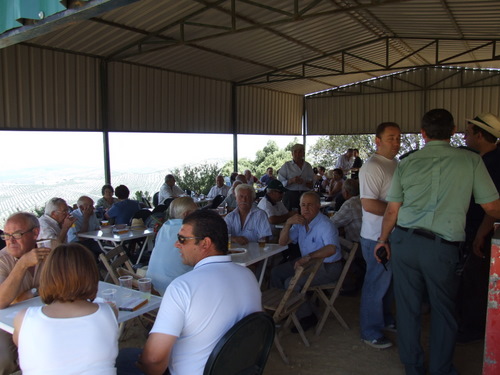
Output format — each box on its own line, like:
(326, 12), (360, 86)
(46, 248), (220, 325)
(0, 281), (162, 334)
(230, 242), (287, 267)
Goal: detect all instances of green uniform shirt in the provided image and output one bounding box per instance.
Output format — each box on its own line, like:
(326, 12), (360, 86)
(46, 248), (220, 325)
(387, 141), (498, 241)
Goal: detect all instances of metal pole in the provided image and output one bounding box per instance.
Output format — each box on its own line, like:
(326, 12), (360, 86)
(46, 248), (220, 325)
(484, 228), (500, 374)
(100, 59), (111, 184)
(232, 83), (238, 172)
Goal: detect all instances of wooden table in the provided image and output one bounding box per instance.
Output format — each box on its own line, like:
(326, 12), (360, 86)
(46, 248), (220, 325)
(230, 242), (287, 286)
(78, 228), (156, 264)
(0, 281), (162, 335)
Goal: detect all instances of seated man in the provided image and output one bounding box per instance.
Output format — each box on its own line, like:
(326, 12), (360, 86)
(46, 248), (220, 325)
(124, 210), (261, 375)
(105, 185), (141, 225)
(260, 167), (276, 185)
(158, 174), (185, 204)
(257, 179), (297, 226)
(0, 212), (51, 374)
(224, 184), (272, 245)
(38, 197), (76, 244)
(330, 179), (362, 243)
(244, 169), (261, 185)
(67, 195), (102, 259)
(146, 197), (198, 295)
(207, 175), (230, 199)
(219, 180), (242, 212)
(272, 191), (342, 331)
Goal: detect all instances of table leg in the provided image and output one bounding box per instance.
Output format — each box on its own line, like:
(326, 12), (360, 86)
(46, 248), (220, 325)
(258, 258), (269, 287)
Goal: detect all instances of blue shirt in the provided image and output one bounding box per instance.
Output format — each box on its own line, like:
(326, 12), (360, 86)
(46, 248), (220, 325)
(224, 206), (272, 242)
(146, 219), (193, 295)
(289, 212), (341, 263)
(67, 208), (100, 242)
(106, 199), (141, 225)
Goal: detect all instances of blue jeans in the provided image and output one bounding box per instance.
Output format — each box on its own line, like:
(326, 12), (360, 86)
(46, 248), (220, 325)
(359, 237), (394, 341)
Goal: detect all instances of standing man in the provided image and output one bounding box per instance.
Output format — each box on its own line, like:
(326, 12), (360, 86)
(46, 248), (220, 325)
(272, 191), (342, 331)
(335, 148), (354, 177)
(158, 174), (185, 204)
(376, 109), (500, 375)
(0, 212), (51, 374)
(38, 197), (76, 244)
(278, 143), (315, 210)
(359, 122), (401, 349)
(207, 175), (230, 199)
(457, 113), (500, 343)
(133, 210), (261, 375)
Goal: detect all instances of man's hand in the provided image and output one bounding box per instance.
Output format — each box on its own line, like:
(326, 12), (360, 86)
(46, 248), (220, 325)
(473, 234), (486, 258)
(81, 205), (94, 219)
(294, 255), (310, 269)
(232, 236), (249, 245)
(20, 247), (51, 268)
(286, 214), (307, 227)
(62, 215), (77, 230)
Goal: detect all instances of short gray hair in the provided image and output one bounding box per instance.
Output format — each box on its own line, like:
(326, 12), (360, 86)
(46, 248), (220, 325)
(343, 179), (360, 197)
(77, 196), (94, 206)
(235, 184), (256, 201)
(7, 212), (40, 229)
(45, 198), (67, 215)
(169, 197), (198, 219)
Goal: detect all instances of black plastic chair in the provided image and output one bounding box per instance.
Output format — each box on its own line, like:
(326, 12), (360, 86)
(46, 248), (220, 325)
(129, 208), (152, 226)
(152, 192), (160, 207)
(151, 198), (175, 214)
(203, 311), (275, 375)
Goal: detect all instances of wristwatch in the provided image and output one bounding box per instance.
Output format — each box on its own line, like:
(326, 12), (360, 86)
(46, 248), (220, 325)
(31, 287), (38, 297)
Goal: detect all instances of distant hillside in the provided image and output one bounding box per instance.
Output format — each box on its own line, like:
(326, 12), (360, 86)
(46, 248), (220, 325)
(0, 171), (165, 227)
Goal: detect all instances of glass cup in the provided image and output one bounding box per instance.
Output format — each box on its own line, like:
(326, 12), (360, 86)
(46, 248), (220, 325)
(258, 237), (266, 248)
(228, 234), (232, 249)
(119, 275), (133, 298)
(138, 278), (152, 300)
(102, 288), (117, 307)
(36, 239), (51, 249)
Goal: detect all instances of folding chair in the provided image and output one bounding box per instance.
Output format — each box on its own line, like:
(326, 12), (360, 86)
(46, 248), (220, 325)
(262, 257), (323, 364)
(309, 237), (358, 336)
(98, 245), (137, 285)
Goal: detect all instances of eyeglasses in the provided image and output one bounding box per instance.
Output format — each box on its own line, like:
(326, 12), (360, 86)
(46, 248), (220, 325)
(177, 234), (204, 244)
(1, 228), (35, 241)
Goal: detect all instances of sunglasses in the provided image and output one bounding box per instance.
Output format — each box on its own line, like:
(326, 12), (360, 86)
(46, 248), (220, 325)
(177, 234), (204, 244)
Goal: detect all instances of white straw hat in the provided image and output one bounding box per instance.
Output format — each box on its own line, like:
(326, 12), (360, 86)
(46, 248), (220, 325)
(466, 112), (500, 138)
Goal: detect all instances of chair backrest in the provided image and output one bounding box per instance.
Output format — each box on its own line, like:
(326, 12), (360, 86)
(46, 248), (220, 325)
(152, 192), (159, 207)
(203, 312), (275, 375)
(273, 257), (323, 320)
(99, 245), (136, 285)
(211, 194), (225, 208)
(130, 208), (152, 222)
(329, 237), (359, 298)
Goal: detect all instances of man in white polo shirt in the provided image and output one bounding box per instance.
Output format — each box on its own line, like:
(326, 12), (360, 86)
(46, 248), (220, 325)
(136, 210), (262, 375)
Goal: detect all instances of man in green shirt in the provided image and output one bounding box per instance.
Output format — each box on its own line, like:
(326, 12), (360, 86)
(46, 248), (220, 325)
(375, 109), (500, 375)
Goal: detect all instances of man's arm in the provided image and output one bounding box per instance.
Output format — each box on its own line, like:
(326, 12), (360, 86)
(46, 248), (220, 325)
(481, 199), (500, 221)
(0, 248), (50, 308)
(373, 201), (402, 261)
(294, 244), (336, 268)
(279, 214), (306, 246)
(58, 216), (76, 243)
(268, 211), (296, 225)
(137, 332), (177, 375)
(361, 198), (387, 216)
(473, 214), (497, 257)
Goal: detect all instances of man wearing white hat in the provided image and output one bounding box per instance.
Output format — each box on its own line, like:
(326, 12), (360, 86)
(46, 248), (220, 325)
(458, 112), (500, 343)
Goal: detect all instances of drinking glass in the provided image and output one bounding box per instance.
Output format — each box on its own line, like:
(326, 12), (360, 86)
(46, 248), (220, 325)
(102, 288), (117, 307)
(119, 275), (133, 298)
(138, 278), (152, 300)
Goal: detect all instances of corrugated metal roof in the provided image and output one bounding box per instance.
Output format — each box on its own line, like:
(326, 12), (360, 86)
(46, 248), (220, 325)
(1, 0), (500, 96)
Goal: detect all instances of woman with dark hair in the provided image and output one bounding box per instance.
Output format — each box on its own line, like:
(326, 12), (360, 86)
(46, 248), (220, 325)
(13, 243), (118, 375)
(96, 184), (118, 210)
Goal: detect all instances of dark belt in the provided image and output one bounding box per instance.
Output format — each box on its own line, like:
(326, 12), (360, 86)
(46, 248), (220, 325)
(396, 226), (461, 248)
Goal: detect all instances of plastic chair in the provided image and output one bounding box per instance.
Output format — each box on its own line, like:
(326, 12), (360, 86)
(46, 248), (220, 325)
(262, 257), (323, 364)
(203, 194), (225, 210)
(203, 312), (275, 375)
(152, 192), (160, 207)
(309, 237), (359, 336)
(129, 208), (152, 226)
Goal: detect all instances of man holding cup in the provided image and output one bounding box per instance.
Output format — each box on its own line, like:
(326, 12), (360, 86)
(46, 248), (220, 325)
(0, 212), (51, 374)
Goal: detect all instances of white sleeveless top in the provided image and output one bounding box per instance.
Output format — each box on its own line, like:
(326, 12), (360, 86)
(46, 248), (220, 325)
(18, 303), (119, 375)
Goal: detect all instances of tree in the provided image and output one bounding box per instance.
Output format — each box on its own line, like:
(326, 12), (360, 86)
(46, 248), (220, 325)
(171, 163), (221, 195)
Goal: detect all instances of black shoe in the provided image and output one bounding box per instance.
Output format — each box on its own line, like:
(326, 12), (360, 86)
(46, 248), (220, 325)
(291, 314), (318, 333)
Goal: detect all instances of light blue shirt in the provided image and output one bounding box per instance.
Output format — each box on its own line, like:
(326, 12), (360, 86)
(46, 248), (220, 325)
(67, 208), (100, 243)
(146, 219), (193, 295)
(224, 206), (272, 242)
(289, 212), (341, 263)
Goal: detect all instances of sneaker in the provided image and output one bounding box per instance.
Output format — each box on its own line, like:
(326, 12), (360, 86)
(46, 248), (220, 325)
(384, 323), (397, 333)
(363, 337), (393, 349)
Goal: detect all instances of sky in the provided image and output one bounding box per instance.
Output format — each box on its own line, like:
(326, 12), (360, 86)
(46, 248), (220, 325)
(1, 131), (319, 179)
